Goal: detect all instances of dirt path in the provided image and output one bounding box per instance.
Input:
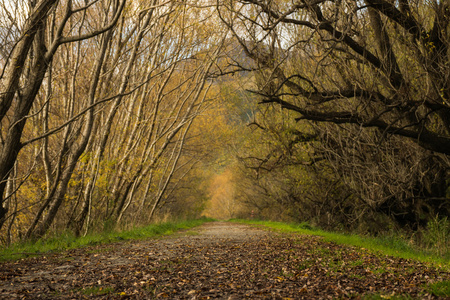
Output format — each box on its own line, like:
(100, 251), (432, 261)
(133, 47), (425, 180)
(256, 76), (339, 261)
(0, 222), (449, 299)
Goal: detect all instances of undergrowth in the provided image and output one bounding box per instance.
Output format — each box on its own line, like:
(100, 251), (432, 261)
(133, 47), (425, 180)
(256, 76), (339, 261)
(419, 215), (450, 257)
(0, 217), (214, 261)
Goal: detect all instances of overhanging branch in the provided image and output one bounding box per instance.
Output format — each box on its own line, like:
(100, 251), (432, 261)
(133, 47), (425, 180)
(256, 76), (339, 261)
(262, 96), (450, 155)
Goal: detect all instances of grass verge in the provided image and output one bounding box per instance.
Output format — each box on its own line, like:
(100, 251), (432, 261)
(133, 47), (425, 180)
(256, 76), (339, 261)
(230, 219), (450, 270)
(0, 217), (214, 262)
(426, 280), (450, 297)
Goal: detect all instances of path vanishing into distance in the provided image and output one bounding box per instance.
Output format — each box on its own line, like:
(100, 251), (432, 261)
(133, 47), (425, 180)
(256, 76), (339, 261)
(1, 222), (449, 299)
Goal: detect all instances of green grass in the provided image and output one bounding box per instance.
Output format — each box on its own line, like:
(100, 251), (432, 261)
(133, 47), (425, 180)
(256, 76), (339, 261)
(0, 217), (214, 261)
(230, 219), (450, 269)
(426, 280), (450, 297)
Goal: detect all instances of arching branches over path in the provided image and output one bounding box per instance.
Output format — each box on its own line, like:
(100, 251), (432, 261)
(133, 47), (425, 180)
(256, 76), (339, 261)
(217, 0), (450, 155)
(216, 0), (450, 229)
(0, 0), (229, 241)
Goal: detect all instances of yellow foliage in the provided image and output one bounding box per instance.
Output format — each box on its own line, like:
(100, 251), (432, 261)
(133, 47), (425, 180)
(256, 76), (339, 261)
(203, 168), (242, 220)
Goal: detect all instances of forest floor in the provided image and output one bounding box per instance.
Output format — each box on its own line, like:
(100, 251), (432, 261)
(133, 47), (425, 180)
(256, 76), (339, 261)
(0, 222), (449, 299)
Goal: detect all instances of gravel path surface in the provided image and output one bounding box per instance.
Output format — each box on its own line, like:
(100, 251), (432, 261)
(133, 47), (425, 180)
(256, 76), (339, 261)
(0, 222), (448, 299)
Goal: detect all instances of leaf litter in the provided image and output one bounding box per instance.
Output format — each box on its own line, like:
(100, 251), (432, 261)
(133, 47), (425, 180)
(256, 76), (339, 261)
(0, 222), (448, 299)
